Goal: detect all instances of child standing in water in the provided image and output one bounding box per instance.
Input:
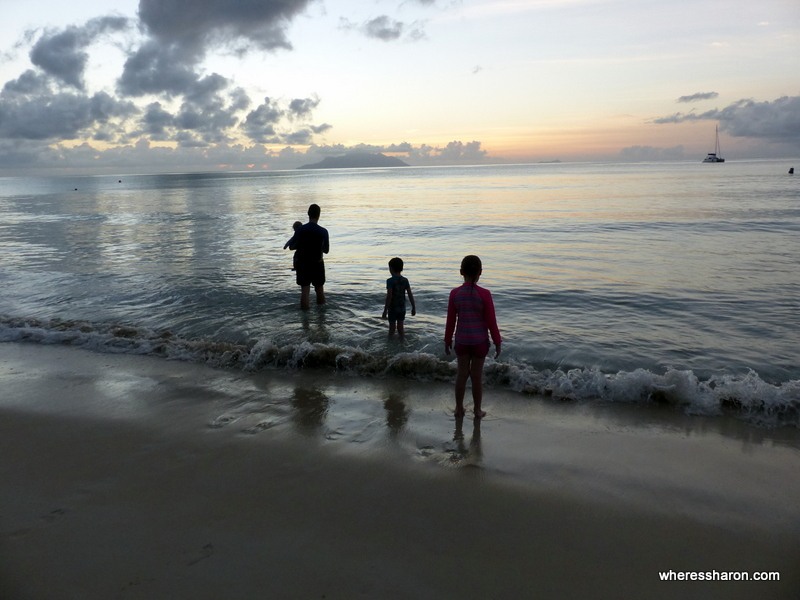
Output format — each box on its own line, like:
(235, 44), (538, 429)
(444, 255), (502, 419)
(382, 257), (416, 337)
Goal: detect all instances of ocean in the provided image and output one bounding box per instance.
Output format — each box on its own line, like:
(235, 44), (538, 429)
(1, 160), (798, 427)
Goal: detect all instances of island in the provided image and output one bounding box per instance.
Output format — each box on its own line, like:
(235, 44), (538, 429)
(298, 153), (410, 170)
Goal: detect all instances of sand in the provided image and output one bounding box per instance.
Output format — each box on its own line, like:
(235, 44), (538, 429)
(1, 342), (798, 599)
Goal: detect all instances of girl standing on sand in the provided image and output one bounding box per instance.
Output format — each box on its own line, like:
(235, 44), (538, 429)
(444, 255), (502, 419)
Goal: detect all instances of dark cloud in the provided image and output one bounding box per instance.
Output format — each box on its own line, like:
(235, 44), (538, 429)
(2, 70), (50, 96)
(137, 0), (314, 56)
(288, 97), (320, 119)
(30, 17), (129, 90)
(112, 0), (324, 149)
(132, 85), (254, 145)
(242, 96), (329, 145)
(0, 1), (479, 172)
(118, 41), (203, 97)
(677, 92), (718, 103)
(243, 97), (284, 143)
(719, 97), (800, 141)
(654, 95), (800, 145)
(283, 129), (316, 145)
(120, 0), (315, 99)
(142, 102), (174, 139)
(0, 72), (136, 142)
(178, 76), (247, 143)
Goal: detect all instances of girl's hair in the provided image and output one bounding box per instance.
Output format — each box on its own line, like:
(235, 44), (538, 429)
(388, 257), (404, 272)
(460, 255), (482, 279)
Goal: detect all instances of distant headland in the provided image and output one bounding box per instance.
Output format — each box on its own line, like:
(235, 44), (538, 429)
(298, 153), (410, 170)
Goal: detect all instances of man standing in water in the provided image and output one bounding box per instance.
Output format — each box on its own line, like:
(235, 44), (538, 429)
(290, 203), (329, 309)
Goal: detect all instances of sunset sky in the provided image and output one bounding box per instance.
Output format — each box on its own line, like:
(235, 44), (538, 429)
(1, 0), (798, 173)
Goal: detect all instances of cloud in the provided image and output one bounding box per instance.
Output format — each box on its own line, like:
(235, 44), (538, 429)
(120, 0), (316, 98)
(141, 102), (174, 139)
(242, 97), (284, 143)
(118, 42), (208, 97)
(0, 0), (334, 157)
(618, 145), (685, 161)
(241, 96), (328, 145)
(677, 92), (718, 103)
(2, 69), (50, 96)
(137, 0), (315, 55)
(288, 96), (321, 119)
(654, 95), (800, 145)
(436, 140), (488, 162)
(365, 16), (404, 41)
(306, 140), (489, 165)
(340, 16), (427, 42)
(29, 16), (129, 90)
(0, 71), (137, 141)
(0, 136), (491, 174)
(1, 2), (484, 173)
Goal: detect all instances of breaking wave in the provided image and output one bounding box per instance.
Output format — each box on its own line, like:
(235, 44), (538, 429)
(2, 315), (798, 428)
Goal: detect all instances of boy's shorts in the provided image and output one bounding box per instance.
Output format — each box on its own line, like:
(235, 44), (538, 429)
(454, 341), (490, 358)
(387, 308), (406, 324)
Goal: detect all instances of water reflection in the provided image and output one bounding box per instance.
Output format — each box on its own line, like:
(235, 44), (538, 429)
(290, 387), (330, 434)
(300, 306), (330, 343)
(383, 392), (410, 437)
(450, 416), (483, 467)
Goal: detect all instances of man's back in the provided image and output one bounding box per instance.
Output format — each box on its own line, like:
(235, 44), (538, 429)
(294, 222), (329, 266)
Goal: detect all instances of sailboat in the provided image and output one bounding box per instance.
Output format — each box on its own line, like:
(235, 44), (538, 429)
(702, 126), (725, 163)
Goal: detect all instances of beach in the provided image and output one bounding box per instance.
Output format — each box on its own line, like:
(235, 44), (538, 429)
(1, 342), (798, 599)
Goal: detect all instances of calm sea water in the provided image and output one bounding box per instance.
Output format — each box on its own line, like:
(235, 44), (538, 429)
(1, 160), (798, 425)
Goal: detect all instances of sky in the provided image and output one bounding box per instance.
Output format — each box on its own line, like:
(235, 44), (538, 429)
(0, 0), (798, 174)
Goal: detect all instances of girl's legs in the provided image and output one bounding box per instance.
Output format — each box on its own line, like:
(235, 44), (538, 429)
(455, 354), (487, 418)
(454, 355), (471, 417)
(469, 356), (487, 418)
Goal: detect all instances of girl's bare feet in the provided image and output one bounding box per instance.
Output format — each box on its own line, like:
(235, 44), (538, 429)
(454, 406), (466, 418)
(474, 409), (486, 419)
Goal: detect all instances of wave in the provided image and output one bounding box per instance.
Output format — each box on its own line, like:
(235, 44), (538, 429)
(1, 315), (797, 428)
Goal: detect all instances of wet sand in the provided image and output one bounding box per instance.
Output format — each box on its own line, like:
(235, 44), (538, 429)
(1, 342), (799, 599)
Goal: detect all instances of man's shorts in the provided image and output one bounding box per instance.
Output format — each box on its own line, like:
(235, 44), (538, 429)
(296, 261), (325, 288)
(454, 341), (490, 358)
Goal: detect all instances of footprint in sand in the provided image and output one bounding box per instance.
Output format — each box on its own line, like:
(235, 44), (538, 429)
(187, 543), (214, 566)
(208, 415), (238, 429)
(7, 508), (68, 538)
(41, 508), (67, 522)
(241, 420), (277, 435)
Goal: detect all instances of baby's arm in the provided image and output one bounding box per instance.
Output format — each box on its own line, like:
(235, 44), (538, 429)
(407, 283), (416, 316)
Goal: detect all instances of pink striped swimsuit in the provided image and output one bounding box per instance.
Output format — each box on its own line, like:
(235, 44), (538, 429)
(444, 283), (502, 348)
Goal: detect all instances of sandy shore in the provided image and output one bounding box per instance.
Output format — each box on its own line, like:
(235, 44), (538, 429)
(1, 342), (798, 599)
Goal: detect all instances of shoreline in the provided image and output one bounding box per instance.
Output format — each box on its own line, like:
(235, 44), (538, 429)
(1, 342), (799, 599)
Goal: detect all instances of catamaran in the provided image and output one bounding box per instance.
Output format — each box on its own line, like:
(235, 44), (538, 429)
(702, 126), (725, 163)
